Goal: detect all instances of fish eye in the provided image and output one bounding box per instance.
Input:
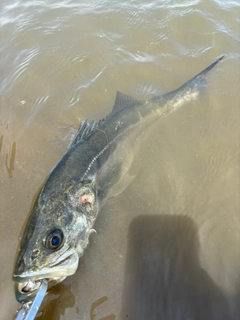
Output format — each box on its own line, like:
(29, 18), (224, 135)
(45, 229), (63, 250)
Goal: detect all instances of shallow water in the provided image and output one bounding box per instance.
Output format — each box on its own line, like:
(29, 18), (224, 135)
(0, 0), (240, 319)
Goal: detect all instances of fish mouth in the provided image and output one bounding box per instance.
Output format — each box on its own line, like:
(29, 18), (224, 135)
(13, 252), (79, 302)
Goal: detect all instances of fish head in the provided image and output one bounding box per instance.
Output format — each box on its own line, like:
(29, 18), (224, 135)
(13, 179), (98, 302)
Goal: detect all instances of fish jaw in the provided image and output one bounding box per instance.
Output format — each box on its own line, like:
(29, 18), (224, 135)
(13, 252), (79, 302)
(13, 251), (79, 283)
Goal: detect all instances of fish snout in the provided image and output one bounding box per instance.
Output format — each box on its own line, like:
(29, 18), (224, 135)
(13, 252), (79, 302)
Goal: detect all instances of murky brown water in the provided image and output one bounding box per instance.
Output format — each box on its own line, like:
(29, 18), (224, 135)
(1, 0), (240, 319)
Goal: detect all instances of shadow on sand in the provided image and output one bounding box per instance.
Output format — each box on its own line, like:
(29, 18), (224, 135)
(121, 214), (231, 320)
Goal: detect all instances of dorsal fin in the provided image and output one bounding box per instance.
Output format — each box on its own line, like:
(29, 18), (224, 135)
(70, 120), (98, 147)
(112, 91), (142, 113)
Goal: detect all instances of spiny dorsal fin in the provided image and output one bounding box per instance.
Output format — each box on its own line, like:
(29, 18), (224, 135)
(112, 91), (142, 113)
(70, 120), (98, 146)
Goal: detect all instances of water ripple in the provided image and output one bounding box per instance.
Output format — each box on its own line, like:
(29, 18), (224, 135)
(116, 47), (157, 64)
(67, 66), (106, 107)
(213, 0), (240, 9)
(1, 47), (40, 94)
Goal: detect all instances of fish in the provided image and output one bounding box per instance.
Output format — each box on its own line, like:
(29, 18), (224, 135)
(13, 56), (224, 302)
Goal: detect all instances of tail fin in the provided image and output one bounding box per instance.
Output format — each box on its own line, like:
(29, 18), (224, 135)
(182, 55), (224, 89)
(150, 56), (224, 114)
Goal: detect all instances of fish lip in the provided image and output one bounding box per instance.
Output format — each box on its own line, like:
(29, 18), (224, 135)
(13, 252), (79, 302)
(13, 251), (79, 283)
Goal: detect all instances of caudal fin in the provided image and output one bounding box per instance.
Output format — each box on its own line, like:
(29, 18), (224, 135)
(150, 56), (224, 115)
(183, 55), (224, 88)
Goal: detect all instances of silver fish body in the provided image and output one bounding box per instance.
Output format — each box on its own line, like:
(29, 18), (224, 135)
(13, 56), (224, 302)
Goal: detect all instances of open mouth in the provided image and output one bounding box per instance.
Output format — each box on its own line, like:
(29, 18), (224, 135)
(13, 252), (79, 302)
(15, 277), (64, 302)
